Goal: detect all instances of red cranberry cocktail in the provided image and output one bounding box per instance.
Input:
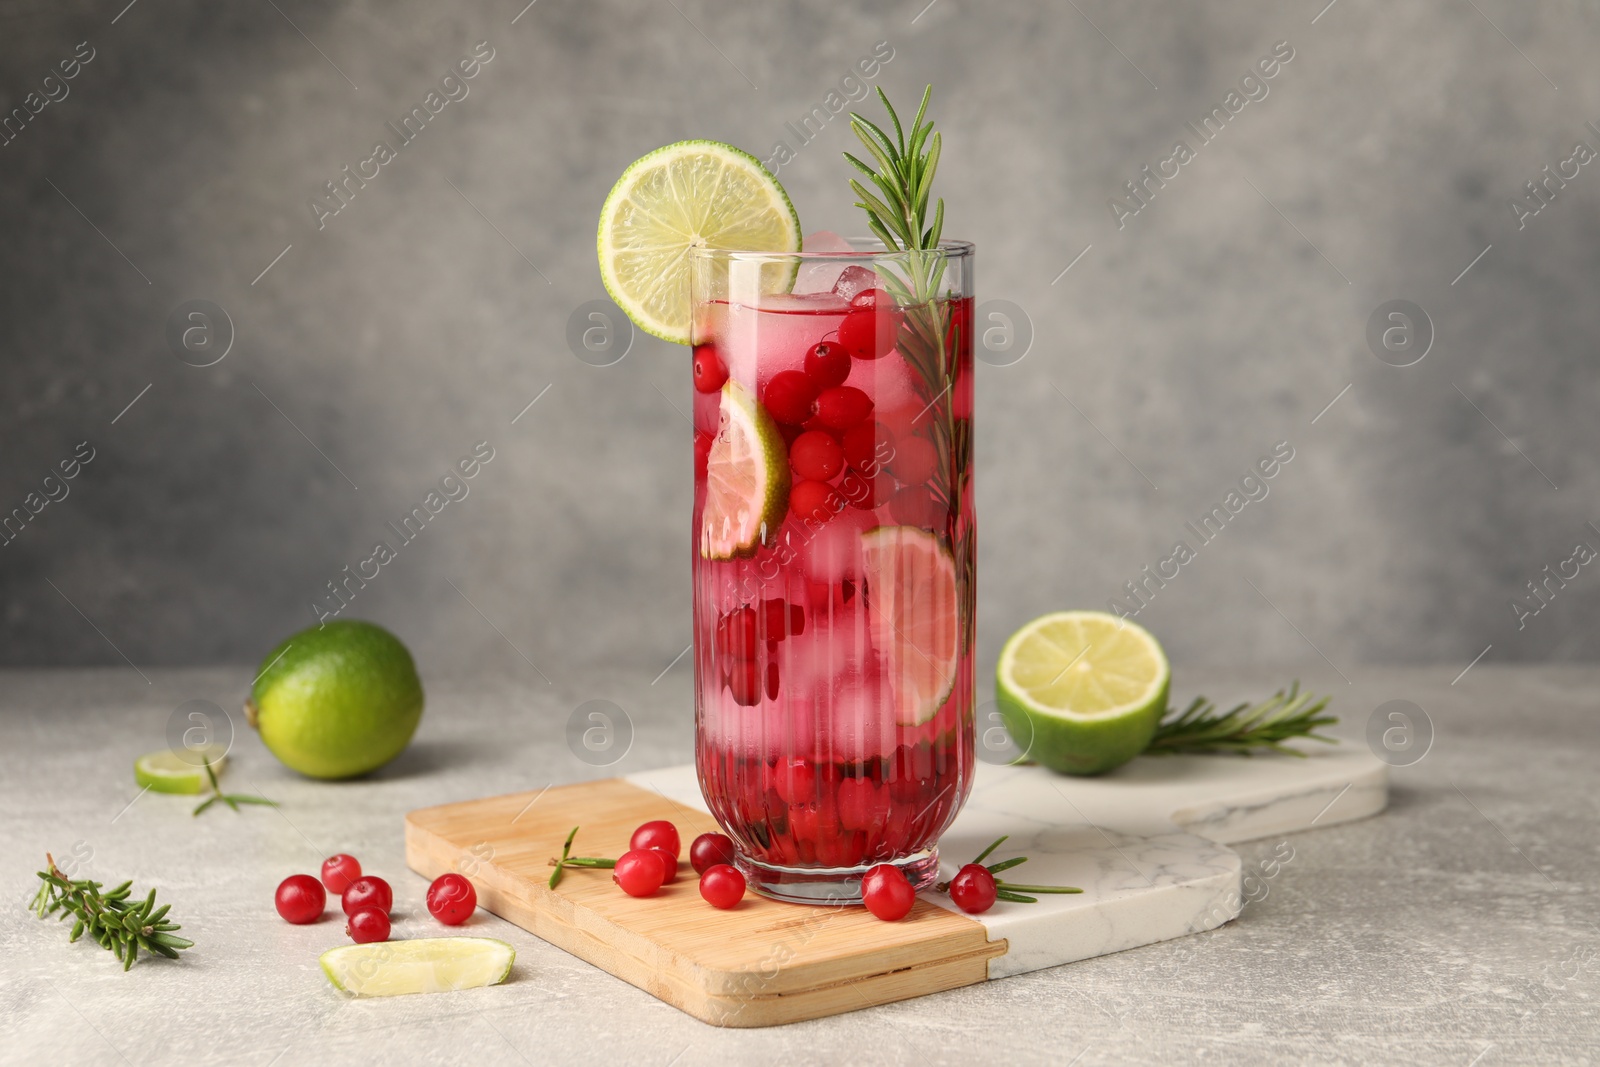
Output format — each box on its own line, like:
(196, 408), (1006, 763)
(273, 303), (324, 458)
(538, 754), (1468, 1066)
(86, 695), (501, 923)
(689, 241), (975, 903)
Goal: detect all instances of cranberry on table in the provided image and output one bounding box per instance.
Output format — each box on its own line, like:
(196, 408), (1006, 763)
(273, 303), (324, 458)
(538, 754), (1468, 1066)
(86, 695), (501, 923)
(761, 370), (819, 425)
(947, 864), (998, 914)
(341, 875), (393, 916)
(699, 864), (746, 910)
(319, 854), (362, 895)
(812, 386), (873, 431)
(652, 848), (680, 884)
(692, 345), (728, 393)
(689, 832), (737, 875)
(630, 819), (682, 859)
(426, 872), (478, 925)
(861, 864), (915, 921)
(789, 430), (844, 481)
(346, 906), (390, 944)
(613, 848), (667, 897)
(275, 874), (326, 925)
(804, 340), (852, 389)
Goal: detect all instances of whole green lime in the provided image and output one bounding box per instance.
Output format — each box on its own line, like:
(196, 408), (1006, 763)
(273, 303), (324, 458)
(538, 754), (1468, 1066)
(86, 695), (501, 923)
(247, 620), (423, 780)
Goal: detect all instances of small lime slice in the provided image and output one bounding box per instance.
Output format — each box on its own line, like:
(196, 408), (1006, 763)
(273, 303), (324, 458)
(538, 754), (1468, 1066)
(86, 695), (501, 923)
(320, 937), (515, 998)
(861, 527), (963, 726)
(134, 747), (228, 795)
(700, 379), (790, 560)
(996, 611), (1170, 776)
(597, 140), (802, 344)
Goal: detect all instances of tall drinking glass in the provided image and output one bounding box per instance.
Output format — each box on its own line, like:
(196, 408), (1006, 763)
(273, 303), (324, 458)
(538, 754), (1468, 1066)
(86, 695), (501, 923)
(689, 240), (975, 903)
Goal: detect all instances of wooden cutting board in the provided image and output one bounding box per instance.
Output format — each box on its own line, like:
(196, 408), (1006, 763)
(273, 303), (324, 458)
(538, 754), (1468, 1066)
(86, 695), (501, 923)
(405, 750), (1385, 1027)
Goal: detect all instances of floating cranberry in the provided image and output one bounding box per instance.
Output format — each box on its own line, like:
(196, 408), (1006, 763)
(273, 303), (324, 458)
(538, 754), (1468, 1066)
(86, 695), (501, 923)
(790, 430), (844, 481)
(765, 661), (780, 700)
(948, 864), (998, 915)
(346, 906), (390, 944)
(320, 854), (362, 895)
(630, 820), (682, 859)
(889, 435), (939, 485)
(275, 874), (325, 925)
(717, 607), (758, 661)
(804, 340), (852, 389)
(728, 660), (762, 706)
(838, 295), (904, 361)
(341, 876), (393, 917)
(699, 864), (746, 909)
(839, 468), (895, 511)
(837, 778), (892, 832)
(888, 484), (940, 529)
(861, 864), (915, 921)
(426, 872), (477, 925)
(762, 370), (818, 425)
(613, 848), (667, 897)
(813, 386), (873, 431)
(790, 479), (844, 524)
(842, 421), (894, 474)
(690, 833), (737, 875)
(692, 345), (728, 393)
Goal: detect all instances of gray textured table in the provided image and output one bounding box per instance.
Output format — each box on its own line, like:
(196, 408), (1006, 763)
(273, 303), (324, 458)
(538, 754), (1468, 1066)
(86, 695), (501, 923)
(1, 665), (1594, 1066)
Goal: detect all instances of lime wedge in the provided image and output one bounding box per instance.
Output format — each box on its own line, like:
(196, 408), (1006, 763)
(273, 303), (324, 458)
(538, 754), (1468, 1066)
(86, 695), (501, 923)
(320, 937), (515, 998)
(134, 747), (227, 795)
(700, 379), (790, 560)
(996, 611), (1170, 776)
(862, 527), (962, 726)
(597, 140), (801, 344)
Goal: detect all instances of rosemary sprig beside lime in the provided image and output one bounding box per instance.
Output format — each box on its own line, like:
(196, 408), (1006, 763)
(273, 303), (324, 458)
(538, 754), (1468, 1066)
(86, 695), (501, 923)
(1147, 684), (1338, 757)
(192, 756), (278, 817)
(30, 854), (192, 970)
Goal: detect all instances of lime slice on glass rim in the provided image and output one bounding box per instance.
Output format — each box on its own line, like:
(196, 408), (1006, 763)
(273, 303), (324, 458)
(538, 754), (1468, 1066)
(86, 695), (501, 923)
(995, 611), (1170, 776)
(320, 937), (515, 997)
(700, 380), (789, 560)
(596, 140), (802, 344)
(862, 526), (962, 726)
(134, 746), (227, 795)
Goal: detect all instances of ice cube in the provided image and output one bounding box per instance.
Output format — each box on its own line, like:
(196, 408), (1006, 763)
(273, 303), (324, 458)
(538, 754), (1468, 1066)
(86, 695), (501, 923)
(721, 292), (850, 389)
(794, 231), (857, 294)
(832, 264), (881, 302)
(801, 508), (876, 583)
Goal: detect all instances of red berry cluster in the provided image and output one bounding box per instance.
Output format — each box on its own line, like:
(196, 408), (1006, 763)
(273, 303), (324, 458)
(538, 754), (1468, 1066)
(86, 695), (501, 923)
(273, 853), (479, 944)
(714, 597), (805, 707)
(552, 821), (746, 910)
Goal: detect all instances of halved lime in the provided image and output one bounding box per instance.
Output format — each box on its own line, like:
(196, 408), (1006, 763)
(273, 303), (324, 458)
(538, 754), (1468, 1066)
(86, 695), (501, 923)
(862, 527), (962, 726)
(996, 611), (1170, 776)
(597, 140), (801, 344)
(320, 937), (515, 998)
(134, 747), (227, 795)
(700, 379), (789, 560)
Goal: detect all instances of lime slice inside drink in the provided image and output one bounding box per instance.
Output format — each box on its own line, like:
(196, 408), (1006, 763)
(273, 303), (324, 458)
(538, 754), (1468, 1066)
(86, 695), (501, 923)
(861, 526), (961, 726)
(134, 747), (227, 795)
(700, 380), (790, 560)
(320, 937), (515, 997)
(597, 140), (801, 344)
(996, 611), (1170, 776)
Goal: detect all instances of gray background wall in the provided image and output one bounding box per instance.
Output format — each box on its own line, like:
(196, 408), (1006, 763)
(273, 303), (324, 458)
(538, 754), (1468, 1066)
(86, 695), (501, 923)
(3, 0), (1597, 684)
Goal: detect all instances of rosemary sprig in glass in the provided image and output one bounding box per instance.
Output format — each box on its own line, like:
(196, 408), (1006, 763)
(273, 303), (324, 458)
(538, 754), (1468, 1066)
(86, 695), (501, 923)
(1147, 683), (1338, 757)
(30, 854), (192, 970)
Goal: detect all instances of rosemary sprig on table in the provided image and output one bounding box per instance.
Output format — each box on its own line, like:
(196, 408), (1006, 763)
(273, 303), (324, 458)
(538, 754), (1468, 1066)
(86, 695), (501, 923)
(192, 756), (278, 817)
(936, 836), (1083, 904)
(30, 854), (192, 970)
(1147, 683), (1338, 757)
(547, 826), (615, 889)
